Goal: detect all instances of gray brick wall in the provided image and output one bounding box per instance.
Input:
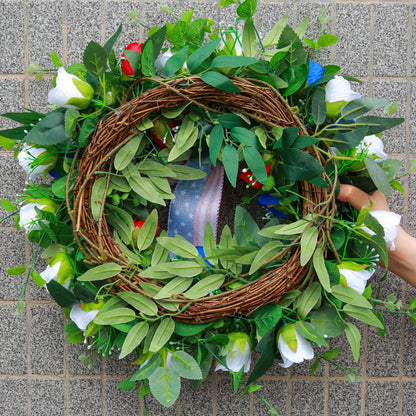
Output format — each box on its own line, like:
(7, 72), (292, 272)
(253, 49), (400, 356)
(1, 1), (415, 415)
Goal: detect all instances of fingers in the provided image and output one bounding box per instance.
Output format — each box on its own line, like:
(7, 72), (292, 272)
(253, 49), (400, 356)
(337, 184), (390, 211)
(337, 184), (372, 210)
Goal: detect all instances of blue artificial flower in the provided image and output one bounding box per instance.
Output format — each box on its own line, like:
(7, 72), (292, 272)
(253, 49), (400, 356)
(307, 61), (325, 87)
(258, 194), (288, 218)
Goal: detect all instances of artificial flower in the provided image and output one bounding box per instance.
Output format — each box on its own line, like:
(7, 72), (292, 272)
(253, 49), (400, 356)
(368, 210), (401, 250)
(337, 261), (375, 294)
(18, 198), (59, 231)
(48, 67), (94, 110)
(238, 161), (272, 189)
(17, 144), (58, 181)
(40, 252), (74, 288)
(325, 75), (361, 118)
(219, 31), (243, 56)
(155, 49), (174, 75)
(121, 42), (143, 75)
(357, 134), (388, 162)
(215, 332), (252, 373)
(277, 323), (314, 368)
(70, 303), (100, 331)
(257, 194), (287, 218)
(307, 61), (325, 86)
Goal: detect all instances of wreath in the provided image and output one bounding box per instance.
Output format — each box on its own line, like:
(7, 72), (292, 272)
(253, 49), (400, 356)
(1, 2), (414, 412)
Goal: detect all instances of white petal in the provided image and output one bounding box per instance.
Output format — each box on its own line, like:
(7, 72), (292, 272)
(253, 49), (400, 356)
(40, 262), (61, 284)
(70, 304), (99, 331)
(278, 331), (314, 368)
(357, 135), (388, 161)
(18, 203), (46, 230)
(48, 67), (84, 108)
(325, 75), (361, 103)
(154, 50), (173, 75)
(338, 268), (374, 294)
(215, 341), (251, 373)
(370, 211), (401, 250)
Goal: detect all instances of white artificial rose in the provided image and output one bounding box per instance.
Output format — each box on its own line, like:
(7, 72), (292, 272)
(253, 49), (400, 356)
(219, 32), (243, 56)
(325, 75), (361, 103)
(48, 67), (94, 110)
(278, 324), (314, 368)
(357, 135), (388, 162)
(369, 210), (401, 250)
(338, 266), (375, 294)
(18, 202), (47, 231)
(70, 304), (100, 331)
(17, 144), (57, 181)
(215, 332), (252, 373)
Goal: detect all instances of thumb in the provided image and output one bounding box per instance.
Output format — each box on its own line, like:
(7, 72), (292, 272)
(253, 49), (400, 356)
(337, 184), (372, 211)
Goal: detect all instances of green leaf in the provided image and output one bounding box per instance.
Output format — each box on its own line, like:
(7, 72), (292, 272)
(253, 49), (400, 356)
(211, 55), (258, 69)
(295, 321), (328, 347)
(64, 108), (79, 137)
(1, 198), (17, 212)
(231, 127), (259, 148)
(356, 115), (404, 135)
(311, 87), (326, 126)
(203, 222), (218, 265)
(222, 145), (239, 186)
(243, 19), (258, 57)
(343, 304), (384, 328)
(246, 332), (274, 385)
(149, 366), (180, 407)
(330, 126), (369, 151)
(114, 134), (143, 171)
(236, 0), (257, 18)
(157, 235), (199, 258)
(124, 168), (166, 205)
(172, 21), (188, 47)
(78, 115), (99, 147)
(154, 276), (193, 300)
(170, 350), (202, 380)
(119, 321), (149, 359)
(310, 305), (345, 338)
(78, 263), (122, 282)
(331, 285), (372, 308)
(300, 227), (319, 266)
(200, 71), (241, 93)
(104, 23), (122, 56)
(46, 280), (79, 307)
(281, 64), (308, 96)
(32, 270), (46, 286)
(83, 41), (108, 76)
(295, 281), (321, 319)
(365, 157), (391, 196)
(165, 46), (189, 77)
(90, 177), (107, 221)
(167, 164), (207, 180)
(262, 15), (288, 47)
(25, 111), (67, 145)
(249, 240), (282, 274)
(312, 243), (331, 293)
(252, 303), (282, 337)
(136, 209), (158, 251)
(118, 378), (136, 392)
(317, 34), (338, 47)
(149, 318), (175, 352)
(183, 274), (225, 299)
(322, 347), (339, 361)
(345, 322), (361, 362)
(117, 292), (159, 316)
(244, 146), (267, 185)
(187, 18), (207, 45)
(160, 261), (203, 278)
(0, 136), (16, 150)
(93, 307), (136, 325)
(130, 353), (162, 381)
(7, 266), (27, 275)
(174, 321), (211, 336)
(295, 16), (308, 39)
(187, 39), (220, 72)
(219, 0), (236, 6)
(278, 148), (324, 180)
(341, 98), (390, 119)
(141, 39), (156, 76)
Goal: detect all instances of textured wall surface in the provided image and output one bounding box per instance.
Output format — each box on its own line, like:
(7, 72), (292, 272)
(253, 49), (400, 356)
(1, 1), (416, 415)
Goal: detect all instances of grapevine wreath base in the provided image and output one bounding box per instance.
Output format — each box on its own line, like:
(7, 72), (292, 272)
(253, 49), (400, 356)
(70, 76), (336, 323)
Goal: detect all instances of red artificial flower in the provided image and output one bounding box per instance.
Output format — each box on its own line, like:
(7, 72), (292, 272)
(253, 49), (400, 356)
(134, 218), (160, 236)
(121, 42), (143, 76)
(151, 122), (180, 149)
(238, 161), (272, 189)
